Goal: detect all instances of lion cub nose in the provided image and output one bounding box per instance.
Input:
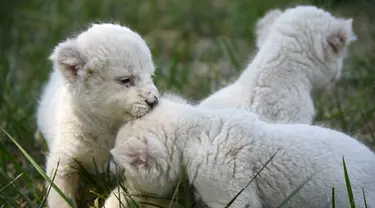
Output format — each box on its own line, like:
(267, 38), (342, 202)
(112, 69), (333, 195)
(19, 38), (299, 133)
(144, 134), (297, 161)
(146, 96), (158, 108)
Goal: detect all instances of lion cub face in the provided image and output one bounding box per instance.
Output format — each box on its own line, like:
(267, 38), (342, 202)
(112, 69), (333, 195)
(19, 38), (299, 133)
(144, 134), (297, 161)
(50, 23), (159, 120)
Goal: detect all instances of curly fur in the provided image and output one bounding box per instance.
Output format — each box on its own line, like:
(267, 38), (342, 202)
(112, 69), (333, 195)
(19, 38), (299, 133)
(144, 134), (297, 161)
(198, 6), (357, 124)
(36, 23), (159, 207)
(110, 97), (375, 208)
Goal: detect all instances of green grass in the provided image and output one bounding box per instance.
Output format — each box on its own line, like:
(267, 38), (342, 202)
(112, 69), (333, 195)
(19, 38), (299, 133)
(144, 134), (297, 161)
(343, 157), (356, 208)
(1, 0), (375, 207)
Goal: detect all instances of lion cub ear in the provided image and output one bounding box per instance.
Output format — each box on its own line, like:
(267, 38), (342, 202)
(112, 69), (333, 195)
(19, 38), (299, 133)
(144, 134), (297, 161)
(110, 135), (168, 181)
(327, 18), (357, 54)
(49, 38), (87, 81)
(255, 9), (283, 48)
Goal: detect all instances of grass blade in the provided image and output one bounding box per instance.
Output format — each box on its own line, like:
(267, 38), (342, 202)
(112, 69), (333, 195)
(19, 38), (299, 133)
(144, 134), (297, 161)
(0, 143), (36, 195)
(276, 171), (319, 208)
(182, 170), (192, 208)
(343, 156), (356, 208)
(111, 184), (127, 208)
(0, 173), (23, 192)
(39, 161), (60, 208)
(0, 165), (36, 207)
(332, 187), (335, 208)
(225, 149), (280, 208)
(139, 202), (165, 208)
(0, 127), (76, 207)
(219, 38), (241, 71)
(0, 191), (19, 207)
(362, 187), (368, 208)
(117, 179), (139, 208)
(168, 175), (182, 208)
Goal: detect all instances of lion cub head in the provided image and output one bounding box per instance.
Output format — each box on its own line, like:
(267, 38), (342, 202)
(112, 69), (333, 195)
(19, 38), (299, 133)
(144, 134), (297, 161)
(50, 23), (159, 120)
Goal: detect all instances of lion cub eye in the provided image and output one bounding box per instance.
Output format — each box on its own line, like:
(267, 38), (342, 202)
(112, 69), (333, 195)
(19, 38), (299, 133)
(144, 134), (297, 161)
(120, 78), (131, 84)
(116, 76), (134, 87)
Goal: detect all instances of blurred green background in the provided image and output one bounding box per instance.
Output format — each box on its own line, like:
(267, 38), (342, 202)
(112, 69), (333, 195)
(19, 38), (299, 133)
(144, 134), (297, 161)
(1, 0), (375, 207)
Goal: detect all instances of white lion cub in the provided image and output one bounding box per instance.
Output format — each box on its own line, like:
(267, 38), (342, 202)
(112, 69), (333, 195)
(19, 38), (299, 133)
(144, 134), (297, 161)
(111, 96), (375, 208)
(198, 6), (357, 124)
(36, 23), (159, 207)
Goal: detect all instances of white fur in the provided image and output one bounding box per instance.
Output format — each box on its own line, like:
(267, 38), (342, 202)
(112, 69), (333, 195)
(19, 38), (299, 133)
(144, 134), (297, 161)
(255, 9), (283, 48)
(103, 187), (184, 208)
(111, 97), (375, 208)
(198, 6), (357, 124)
(36, 23), (159, 207)
(103, 93), (189, 208)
